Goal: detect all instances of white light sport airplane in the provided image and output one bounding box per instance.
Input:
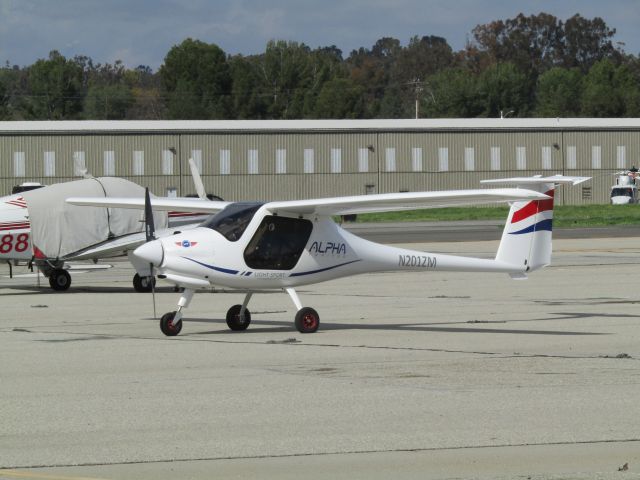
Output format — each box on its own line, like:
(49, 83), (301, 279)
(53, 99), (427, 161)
(67, 175), (588, 336)
(0, 161), (212, 292)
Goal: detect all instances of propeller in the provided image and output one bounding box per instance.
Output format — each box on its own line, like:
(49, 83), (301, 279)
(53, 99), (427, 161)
(144, 187), (157, 318)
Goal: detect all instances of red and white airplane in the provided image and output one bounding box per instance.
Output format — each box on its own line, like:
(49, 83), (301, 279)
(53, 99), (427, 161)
(68, 175), (588, 336)
(0, 193), (31, 263)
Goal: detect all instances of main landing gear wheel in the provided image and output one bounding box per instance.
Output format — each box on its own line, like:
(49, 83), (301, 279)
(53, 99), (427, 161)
(49, 269), (71, 291)
(295, 307), (320, 334)
(133, 273), (155, 293)
(226, 304), (251, 331)
(160, 311), (182, 336)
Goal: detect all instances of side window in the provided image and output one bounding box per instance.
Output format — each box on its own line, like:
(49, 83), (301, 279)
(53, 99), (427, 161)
(244, 216), (313, 270)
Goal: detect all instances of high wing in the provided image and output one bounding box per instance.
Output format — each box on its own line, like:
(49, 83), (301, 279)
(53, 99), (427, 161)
(264, 188), (550, 216)
(68, 188), (549, 217)
(66, 197), (231, 213)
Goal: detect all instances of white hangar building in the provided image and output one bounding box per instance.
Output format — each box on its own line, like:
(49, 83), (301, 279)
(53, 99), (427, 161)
(0, 118), (638, 204)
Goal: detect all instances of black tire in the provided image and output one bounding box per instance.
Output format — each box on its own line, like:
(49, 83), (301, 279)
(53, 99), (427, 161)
(160, 311), (182, 336)
(295, 307), (320, 333)
(226, 304), (251, 331)
(133, 273), (155, 293)
(49, 269), (71, 291)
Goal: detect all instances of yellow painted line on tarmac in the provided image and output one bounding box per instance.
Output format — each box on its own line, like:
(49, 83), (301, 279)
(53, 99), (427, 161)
(0, 470), (107, 480)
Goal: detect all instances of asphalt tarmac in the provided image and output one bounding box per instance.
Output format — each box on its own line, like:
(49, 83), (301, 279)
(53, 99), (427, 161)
(1, 228), (640, 479)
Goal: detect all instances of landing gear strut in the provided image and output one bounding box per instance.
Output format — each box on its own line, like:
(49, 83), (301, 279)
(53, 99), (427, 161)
(159, 288), (193, 336)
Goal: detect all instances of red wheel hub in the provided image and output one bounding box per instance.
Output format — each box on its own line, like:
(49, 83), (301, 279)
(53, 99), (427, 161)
(303, 313), (317, 330)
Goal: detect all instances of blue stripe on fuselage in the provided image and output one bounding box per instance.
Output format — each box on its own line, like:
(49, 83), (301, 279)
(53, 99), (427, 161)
(181, 257), (239, 275)
(289, 259), (361, 277)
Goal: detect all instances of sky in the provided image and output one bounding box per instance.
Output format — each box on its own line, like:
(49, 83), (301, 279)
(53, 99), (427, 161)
(1, 0), (639, 70)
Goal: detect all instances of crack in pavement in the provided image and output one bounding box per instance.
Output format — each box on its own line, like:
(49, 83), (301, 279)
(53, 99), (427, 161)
(3, 438), (640, 470)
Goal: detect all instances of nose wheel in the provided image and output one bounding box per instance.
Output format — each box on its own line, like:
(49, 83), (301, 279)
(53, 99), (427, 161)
(160, 311), (182, 336)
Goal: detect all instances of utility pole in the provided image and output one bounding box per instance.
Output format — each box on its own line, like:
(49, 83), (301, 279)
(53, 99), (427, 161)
(413, 78), (423, 119)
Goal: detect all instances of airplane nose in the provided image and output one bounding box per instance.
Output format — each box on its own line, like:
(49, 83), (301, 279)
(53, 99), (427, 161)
(133, 240), (164, 267)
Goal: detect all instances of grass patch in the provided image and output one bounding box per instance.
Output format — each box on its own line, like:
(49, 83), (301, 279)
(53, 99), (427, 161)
(351, 204), (640, 228)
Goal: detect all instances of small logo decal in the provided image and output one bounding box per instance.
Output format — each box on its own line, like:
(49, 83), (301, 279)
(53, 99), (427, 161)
(175, 240), (198, 248)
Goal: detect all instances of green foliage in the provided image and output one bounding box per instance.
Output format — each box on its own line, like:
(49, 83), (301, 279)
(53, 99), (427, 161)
(535, 67), (583, 116)
(84, 84), (134, 119)
(159, 38), (231, 119)
(476, 63), (531, 117)
(314, 78), (364, 118)
(422, 68), (483, 117)
(26, 51), (84, 119)
(581, 59), (640, 117)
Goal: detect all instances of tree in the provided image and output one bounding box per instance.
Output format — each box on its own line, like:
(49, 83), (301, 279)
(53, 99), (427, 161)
(397, 36), (454, 79)
(83, 60), (134, 119)
(470, 13), (564, 78)
(0, 65), (27, 119)
(26, 51), (84, 119)
(314, 77), (364, 118)
(422, 68), (483, 118)
(581, 59), (623, 116)
(535, 67), (583, 116)
(301, 46), (347, 117)
(476, 62), (531, 117)
(125, 66), (166, 120)
(347, 37), (402, 117)
(256, 40), (314, 119)
(562, 14), (621, 71)
(582, 59), (640, 117)
(84, 84), (134, 119)
(228, 55), (268, 119)
(160, 38), (231, 119)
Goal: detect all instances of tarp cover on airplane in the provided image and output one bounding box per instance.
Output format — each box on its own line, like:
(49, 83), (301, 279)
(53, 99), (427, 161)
(23, 177), (168, 259)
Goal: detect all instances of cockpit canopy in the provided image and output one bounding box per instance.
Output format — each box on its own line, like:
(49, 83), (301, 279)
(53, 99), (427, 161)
(200, 202), (263, 241)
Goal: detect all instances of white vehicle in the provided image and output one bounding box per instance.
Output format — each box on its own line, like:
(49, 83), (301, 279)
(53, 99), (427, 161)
(68, 175), (588, 336)
(611, 171), (639, 204)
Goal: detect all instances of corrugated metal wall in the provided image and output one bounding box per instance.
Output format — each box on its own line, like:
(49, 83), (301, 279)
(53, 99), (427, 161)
(1, 126), (638, 204)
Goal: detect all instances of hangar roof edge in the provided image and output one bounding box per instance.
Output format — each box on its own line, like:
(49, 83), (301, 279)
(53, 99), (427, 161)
(0, 118), (639, 133)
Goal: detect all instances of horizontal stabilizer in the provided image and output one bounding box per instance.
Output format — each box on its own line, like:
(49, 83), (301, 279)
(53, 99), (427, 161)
(481, 175), (591, 187)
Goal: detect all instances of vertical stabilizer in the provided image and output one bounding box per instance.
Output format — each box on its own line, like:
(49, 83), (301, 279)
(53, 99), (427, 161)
(481, 175), (590, 273)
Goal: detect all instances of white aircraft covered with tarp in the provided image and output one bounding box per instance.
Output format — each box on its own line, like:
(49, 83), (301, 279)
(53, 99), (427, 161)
(0, 177), (174, 291)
